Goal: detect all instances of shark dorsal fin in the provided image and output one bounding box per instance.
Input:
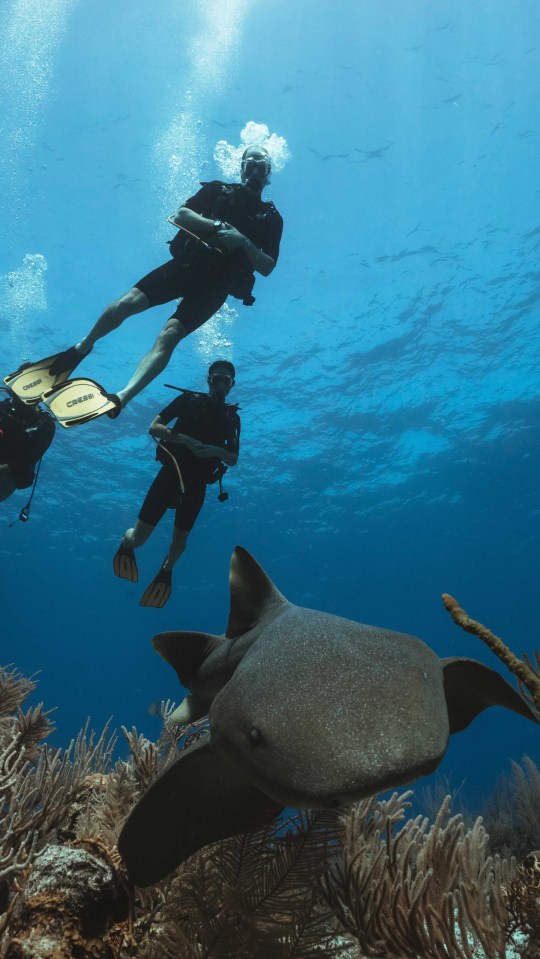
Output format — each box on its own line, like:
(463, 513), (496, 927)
(227, 546), (287, 638)
(153, 631), (220, 688)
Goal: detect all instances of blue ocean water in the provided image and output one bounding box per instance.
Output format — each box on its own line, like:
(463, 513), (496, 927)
(0, 0), (538, 814)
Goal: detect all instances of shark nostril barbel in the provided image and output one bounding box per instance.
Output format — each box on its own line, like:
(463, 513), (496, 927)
(250, 727), (261, 745)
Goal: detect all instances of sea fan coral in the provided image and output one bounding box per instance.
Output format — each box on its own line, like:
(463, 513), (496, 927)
(483, 756), (540, 862)
(320, 791), (512, 959)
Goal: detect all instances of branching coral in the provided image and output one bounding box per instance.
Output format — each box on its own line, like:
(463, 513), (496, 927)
(504, 849), (540, 959)
(0, 666), (125, 954)
(442, 594), (540, 718)
(320, 791), (512, 959)
(135, 811), (348, 959)
(483, 756), (540, 864)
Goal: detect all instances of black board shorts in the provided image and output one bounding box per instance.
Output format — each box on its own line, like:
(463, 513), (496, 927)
(135, 260), (228, 335)
(138, 465), (207, 531)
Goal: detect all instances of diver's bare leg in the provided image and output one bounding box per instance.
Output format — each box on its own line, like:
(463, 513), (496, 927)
(76, 287), (150, 354)
(122, 519), (155, 549)
(162, 528), (189, 571)
(116, 316), (186, 408)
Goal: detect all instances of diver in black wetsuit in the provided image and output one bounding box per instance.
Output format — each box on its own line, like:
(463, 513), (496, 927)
(0, 390), (55, 503)
(113, 360), (240, 608)
(11, 147), (282, 424)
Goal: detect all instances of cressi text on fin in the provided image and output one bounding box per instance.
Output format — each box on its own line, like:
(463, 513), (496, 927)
(40, 378), (121, 428)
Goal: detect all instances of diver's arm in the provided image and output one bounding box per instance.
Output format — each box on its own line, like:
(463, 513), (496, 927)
(189, 444), (238, 466)
(213, 224), (275, 276)
(148, 415), (199, 451)
(174, 208), (275, 275)
(240, 237), (275, 276)
(172, 207), (217, 239)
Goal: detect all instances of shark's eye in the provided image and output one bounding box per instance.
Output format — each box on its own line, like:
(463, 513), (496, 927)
(250, 727), (261, 746)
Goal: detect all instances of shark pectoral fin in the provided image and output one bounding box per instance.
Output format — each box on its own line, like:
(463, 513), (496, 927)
(227, 546), (288, 638)
(152, 630), (221, 687)
(169, 694), (207, 725)
(442, 657), (540, 733)
(118, 736), (283, 887)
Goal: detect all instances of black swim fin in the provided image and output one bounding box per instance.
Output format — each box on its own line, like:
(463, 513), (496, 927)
(40, 378), (121, 428)
(4, 346), (90, 404)
(113, 543), (138, 583)
(140, 565), (172, 608)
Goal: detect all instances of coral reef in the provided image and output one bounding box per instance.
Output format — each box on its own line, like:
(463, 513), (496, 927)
(505, 849), (540, 959)
(1, 661), (539, 958)
(321, 791), (512, 959)
(483, 757), (540, 861)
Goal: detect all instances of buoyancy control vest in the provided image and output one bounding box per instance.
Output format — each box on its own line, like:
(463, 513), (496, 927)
(156, 390), (240, 484)
(168, 182), (281, 305)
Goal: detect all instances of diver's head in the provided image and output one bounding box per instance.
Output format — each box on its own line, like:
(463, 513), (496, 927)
(208, 360), (235, 399)
(240, 146), (271, 192)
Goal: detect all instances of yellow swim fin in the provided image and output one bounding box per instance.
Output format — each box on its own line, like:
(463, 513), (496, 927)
(3, 346), (89, 404)
(40, 378), (121, 428)
(4, 357), (69, 404)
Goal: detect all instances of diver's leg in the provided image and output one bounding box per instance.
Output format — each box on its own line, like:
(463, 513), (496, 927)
(0, 465), (17, 502)
(122, 518), (155, 549)
(114, 470), (174, 582)
(116, 285), (228, 408)
(126, 467), (175, 546)
(116, 316), (186, 408)
(77, 287), (150, 354)
(162, 528), (189, 571)
(44, 287), (151, 377)
(140, 481), (204, 607)
(75, 259), (188, 359)
(161, 481), (206, 571)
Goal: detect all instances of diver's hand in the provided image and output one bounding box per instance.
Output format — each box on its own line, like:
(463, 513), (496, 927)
(164, 432), (198, 450)
(190, 441), (223, 458)
(213, 223), (248, 254)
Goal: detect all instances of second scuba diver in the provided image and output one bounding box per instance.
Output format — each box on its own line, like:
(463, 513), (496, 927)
(113, 360), (240, 608)
(0, 389), (55, 508)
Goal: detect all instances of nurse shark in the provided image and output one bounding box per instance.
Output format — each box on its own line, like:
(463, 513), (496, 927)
(119, 546), (537, 886)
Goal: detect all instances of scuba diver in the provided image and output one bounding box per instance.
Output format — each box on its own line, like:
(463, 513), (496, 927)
(4, 147), (282, 427)
(113, 360), (240, 608)
(0, 388), (55, 509)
